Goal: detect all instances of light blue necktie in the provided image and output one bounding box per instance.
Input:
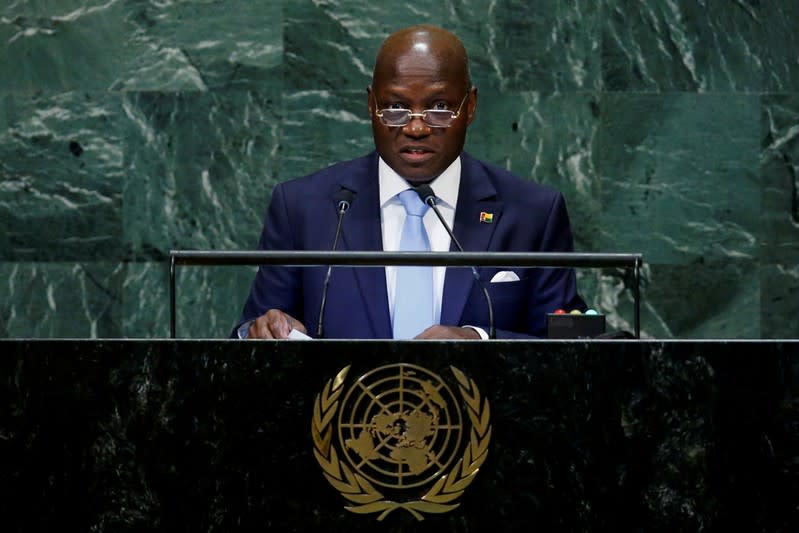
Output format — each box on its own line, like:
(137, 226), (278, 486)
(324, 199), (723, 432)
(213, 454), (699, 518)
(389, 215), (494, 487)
(392, 189), (434, 339)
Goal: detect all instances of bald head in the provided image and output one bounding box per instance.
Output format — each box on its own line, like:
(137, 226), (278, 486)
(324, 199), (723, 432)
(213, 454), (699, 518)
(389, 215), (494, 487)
(372, 25), (471, 90)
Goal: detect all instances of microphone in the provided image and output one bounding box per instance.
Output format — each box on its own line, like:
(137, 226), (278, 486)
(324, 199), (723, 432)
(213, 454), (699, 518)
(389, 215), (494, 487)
(316, 188), (355, 338)
(413, 184), (496, 339)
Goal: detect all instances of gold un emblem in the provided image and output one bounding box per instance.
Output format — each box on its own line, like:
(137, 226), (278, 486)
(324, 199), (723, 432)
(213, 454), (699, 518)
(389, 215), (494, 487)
(311, 363), (491, 521)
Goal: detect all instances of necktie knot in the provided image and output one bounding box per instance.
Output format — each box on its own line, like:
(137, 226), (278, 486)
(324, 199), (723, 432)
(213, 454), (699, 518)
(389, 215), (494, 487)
(398, 189), (429, 218)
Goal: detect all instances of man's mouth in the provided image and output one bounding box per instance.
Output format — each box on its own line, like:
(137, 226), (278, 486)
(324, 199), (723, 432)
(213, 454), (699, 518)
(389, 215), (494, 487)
(399, 146), (434, 164)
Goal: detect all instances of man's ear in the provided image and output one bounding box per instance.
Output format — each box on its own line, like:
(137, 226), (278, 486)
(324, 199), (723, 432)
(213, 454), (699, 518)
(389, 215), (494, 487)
(367, 86), (374, 118)
(466, 87), (478, 125)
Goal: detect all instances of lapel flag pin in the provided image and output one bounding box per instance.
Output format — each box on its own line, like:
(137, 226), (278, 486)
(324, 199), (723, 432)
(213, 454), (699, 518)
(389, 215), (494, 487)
(479, 211), (494, 223)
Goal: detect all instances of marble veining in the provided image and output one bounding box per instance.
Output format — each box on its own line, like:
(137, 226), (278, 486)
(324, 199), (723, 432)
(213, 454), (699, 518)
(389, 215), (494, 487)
(1, 0), (798, 338)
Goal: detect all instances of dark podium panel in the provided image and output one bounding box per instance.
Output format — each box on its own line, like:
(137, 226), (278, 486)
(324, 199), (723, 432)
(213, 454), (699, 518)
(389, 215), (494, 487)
(2, 340), (798, 532)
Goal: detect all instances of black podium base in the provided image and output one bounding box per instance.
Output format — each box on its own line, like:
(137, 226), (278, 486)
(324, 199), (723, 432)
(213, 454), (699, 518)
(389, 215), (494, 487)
(1, 339), (798, 531)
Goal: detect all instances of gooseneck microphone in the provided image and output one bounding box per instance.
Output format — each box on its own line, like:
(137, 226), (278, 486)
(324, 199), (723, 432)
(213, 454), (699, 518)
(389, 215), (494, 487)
(413, 184), (496, 339)
(316, 188), (355, 338)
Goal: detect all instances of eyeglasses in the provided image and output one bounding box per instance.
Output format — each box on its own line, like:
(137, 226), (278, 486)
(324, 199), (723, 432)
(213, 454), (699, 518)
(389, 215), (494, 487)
(374, 92), (470, 128)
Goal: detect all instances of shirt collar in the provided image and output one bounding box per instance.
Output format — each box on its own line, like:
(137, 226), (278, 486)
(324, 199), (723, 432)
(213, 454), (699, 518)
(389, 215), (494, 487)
(378, 156), (461, 209)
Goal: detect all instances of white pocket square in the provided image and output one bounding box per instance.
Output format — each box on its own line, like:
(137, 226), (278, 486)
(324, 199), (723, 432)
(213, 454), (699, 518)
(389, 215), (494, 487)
(490, 270), (520, 283)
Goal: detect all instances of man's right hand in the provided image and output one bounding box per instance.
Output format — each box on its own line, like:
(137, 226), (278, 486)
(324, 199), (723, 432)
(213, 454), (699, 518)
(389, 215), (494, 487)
(247, 309), (308, 339)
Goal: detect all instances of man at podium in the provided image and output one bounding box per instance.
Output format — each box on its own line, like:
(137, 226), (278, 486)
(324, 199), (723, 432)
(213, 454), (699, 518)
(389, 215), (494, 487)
(234, 24), (585, 340)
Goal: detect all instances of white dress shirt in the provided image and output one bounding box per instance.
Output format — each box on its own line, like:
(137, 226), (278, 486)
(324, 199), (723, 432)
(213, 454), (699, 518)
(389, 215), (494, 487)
(379, 156), (460, 326)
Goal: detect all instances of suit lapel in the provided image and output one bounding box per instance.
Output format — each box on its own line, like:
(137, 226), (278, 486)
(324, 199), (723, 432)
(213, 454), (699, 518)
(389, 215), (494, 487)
(440, 155), (504, 326)
(337, 155), (392, 338)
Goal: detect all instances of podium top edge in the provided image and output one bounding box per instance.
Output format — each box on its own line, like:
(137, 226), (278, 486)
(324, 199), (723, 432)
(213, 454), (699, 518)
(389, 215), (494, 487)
(168, 250), (644, 268)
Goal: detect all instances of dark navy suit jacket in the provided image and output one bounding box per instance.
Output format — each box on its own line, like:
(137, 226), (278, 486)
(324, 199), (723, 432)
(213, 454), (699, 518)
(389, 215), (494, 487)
(237, 151), (585, 339)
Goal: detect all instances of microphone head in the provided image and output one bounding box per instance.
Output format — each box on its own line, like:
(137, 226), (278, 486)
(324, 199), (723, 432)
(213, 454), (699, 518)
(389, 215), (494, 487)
(413, 184), (437, 206)
(333, 188), (356, 211)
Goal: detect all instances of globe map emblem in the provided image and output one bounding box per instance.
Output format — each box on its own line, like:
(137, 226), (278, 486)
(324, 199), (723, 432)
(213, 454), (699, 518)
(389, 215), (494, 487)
(337, 363), (464, 489)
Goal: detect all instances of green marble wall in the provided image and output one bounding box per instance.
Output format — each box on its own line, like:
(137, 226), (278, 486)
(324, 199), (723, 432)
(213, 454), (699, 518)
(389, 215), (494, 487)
(1, 0), (797, 339)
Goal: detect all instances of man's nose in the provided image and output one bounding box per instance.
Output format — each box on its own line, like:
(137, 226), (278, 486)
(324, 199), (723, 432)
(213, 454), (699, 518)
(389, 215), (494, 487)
(402, 114), (431, 137)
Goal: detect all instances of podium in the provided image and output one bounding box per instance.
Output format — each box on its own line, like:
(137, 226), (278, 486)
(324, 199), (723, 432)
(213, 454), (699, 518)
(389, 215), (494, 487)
(2, 339), (798, 531)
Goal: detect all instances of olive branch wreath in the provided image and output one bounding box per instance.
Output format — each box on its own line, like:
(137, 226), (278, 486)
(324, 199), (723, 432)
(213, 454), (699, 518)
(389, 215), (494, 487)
(311, 364), (491, 521)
